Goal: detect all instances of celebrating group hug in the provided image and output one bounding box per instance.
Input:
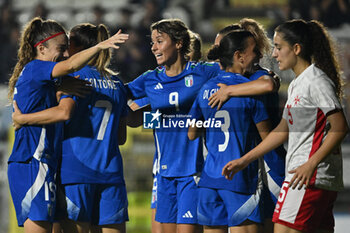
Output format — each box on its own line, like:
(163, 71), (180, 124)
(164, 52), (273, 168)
(8, 13), (348, 233)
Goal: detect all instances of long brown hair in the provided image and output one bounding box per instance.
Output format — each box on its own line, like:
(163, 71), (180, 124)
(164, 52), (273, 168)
(8, 17), (66, 100)
(275, 19), (343, 98)
(69, 23), (115, 79)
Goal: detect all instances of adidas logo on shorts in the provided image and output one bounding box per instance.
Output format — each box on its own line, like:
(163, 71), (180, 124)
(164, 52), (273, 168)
(182, 210), (193, 218)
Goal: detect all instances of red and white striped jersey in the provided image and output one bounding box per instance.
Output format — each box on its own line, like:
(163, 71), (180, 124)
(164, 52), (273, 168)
(282, 64), (343, 191)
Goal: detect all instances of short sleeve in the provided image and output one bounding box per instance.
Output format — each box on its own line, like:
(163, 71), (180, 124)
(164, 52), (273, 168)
(126, 70), (151, 99)
(188, 95), (203, 120)
(282, 103), (289, 120)
(60, 94), (75, 102)
(309, 76), (341, 115)
(133, 97), (150, 108)
(201, 62), (221, 80)
(34, 60), (57, 82)
(249, 69), (269, 81)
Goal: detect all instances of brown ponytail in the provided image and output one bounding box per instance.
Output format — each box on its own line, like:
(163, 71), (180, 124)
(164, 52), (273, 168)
(275, 19), (343, 99)
(308, 20), (343, 98)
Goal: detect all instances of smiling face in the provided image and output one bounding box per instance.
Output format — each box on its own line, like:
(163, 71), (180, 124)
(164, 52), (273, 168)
(151, 30), (179, 66)
(41, 34), (69, 62)
(272, 31), (297, 71)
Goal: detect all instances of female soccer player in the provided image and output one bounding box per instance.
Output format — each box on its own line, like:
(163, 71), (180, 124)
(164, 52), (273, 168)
(209, 18), (286, 233)
(222, 19), (348, 233)
(8, 17), (128, 233)
(126, 19), (221, 233)
(188, 30), (270, 233)
(208, 18), (280, 109)
(127, 29), (204, 233)
(58, 23), (129, 233)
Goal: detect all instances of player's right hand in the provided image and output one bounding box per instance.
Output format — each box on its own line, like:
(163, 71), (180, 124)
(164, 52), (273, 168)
(222, 158), (246, 180)
(97, 29), (129, 50)
(208, 83), (230, 110)
(12, 101), (23, 131)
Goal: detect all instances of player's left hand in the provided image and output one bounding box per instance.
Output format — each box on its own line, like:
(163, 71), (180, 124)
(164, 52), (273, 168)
(208, 83), (229, 110)
(288, 162), (317, 190)
(12, 101), (23, 131)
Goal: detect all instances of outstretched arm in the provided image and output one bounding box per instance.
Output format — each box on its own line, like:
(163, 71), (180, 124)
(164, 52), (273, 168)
(222, 119), (288, 180)
(288, 110), (348, 189)
(52, 30), (129, 77)
(209, 75), (278, 110)
(12, 98), (75, 130)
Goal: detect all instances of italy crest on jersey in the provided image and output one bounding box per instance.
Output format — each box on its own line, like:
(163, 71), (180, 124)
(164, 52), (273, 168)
(185, 75), (193, 87)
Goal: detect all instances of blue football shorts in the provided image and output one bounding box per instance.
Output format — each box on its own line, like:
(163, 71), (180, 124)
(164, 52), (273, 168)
(198, 187), (263, 227)
(261, 162), (284, 219)
(156, 175), (199, 224)
(8, 159), (57, 226)
(57, 183), (128, 225)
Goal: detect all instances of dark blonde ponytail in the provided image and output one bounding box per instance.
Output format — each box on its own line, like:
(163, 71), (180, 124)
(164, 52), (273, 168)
(8, 18), (41, 100)
(93, 24), (114, 78)
(8, 17), (65, 101)
(70, 23), (114, 79)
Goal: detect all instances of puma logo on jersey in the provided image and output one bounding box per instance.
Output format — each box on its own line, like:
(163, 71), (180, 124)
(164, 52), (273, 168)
(154, 83), (163, 89)
(182, 211), (193, 218)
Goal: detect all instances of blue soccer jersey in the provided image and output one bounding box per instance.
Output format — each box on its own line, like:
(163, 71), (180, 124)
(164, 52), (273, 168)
(9, 60), (61, 169)
(60, 66), (128, 184)
(249, 69), (285, 185)
(127, 61), (220, 177)
(190, 71), (268, 194)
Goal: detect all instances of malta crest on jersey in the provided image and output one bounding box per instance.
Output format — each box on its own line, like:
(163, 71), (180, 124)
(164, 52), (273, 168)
(185, 75), (193, 87)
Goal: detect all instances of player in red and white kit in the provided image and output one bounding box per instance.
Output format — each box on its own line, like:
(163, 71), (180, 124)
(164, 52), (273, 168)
(222, 19), (348, 233)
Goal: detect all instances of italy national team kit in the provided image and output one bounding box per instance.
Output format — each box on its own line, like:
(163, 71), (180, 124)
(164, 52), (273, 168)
(9, 60), (61, 226)
(12, 60), (339, 230)
(190, 70), (268, 226)
(127, 61), (220, 223)
(58, 66), (129, 225)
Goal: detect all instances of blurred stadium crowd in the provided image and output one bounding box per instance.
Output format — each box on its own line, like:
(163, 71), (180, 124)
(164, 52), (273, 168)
(1, 0), (350, 85)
